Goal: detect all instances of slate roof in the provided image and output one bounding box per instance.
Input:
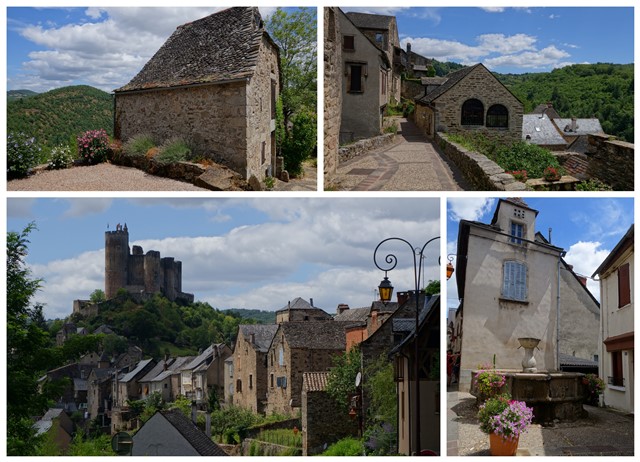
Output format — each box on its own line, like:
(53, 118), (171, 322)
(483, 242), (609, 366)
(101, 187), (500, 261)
(559, 353), (598, 368)
(555, 118), (604, 136)
(392, 318), (415, 333)
(389, 295), (439, 355)
(279, 321), (355, 350)
(522, 114), (568, 146)
(278, 297), (314, 311)
(239, 324), (279, 352)
(373, 300), (398, 313)
(73, 378), (88, 392)
(120, 358), (154, 383)
(531, 103), (561, 120)
(333, 306), (370, 322)
(183, 343), (225, 371)
(345, 12), (394, 30)
(302, 371), (330, 392)
(140, 359), (174, 383)
(116, 7), (277, 92)
(34, 409), (67, 436)
(420, 76), (447, 86)
(417, 64), (479, 104)
(159, 410), (228, 456)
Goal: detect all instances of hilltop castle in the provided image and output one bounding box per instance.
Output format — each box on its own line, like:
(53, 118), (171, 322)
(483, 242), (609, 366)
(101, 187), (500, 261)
(105, 224), (194, 303)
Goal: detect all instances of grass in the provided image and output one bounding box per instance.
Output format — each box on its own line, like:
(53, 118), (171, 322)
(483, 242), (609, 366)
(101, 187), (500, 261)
(123, 133), (156, 157)
(254, 428), (302, 448)
(155, 138), (191, 164)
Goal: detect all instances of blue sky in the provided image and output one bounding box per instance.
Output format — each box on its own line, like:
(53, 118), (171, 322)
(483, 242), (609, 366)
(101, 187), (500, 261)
(6, 7), (305, 92)
(343, 7), (633, 74)
(7, 198), (441, 320)
(446, 197), (634, 311)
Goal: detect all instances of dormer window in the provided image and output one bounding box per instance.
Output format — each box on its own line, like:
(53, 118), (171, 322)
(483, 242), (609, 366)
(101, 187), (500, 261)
(510, 222), (524, 245)
(375, 32), (384, 43)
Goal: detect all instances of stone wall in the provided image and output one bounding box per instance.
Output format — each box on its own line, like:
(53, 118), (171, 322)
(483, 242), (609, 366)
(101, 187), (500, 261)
(338, 133), (397, 164)
(232, 331), (269, 414)
(435, 132), (526, 191)
(302, 389), (358, 456)
(115, 83), (249, 176)
(324, 7), (342, 186)
(586, 134), (634, 191)
(246, 35), (280, 181)
(402, 79), (424, 100)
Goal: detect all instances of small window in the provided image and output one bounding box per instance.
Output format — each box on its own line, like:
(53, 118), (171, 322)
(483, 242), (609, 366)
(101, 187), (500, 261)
(487, 104), (509, 128)
(236, 379), (242, 393)
(270, 374), (274, 388)
(618, 263), (631, 308)
(270, 79), (277, 120)
(610, 351), (624, 386)
(347, 64), (364, 93)
(343, 35), (355, 51)
(510, 222), (524, 244)
(279, 345), (285, 366)
(375, 32), (384, 43)
(249, 374), (253, 389)
(164, 383), (168, 389)
(461, 99), (484, 126)
(502, 261), (527, 301)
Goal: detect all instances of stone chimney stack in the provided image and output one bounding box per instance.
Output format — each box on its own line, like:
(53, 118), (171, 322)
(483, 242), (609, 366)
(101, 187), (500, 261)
(337, 304), (350, 315)
(310, 298), (314, 307)
(250, 333), (256, 344)
(571, 117), (577, 132)
(397, 291), (409, 306)
(407, 42), (411, 55)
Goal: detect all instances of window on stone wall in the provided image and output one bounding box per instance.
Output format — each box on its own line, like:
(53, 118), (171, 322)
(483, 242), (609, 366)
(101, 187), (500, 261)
(510, 222), (524, 245)
(487, 104), (509, 128)
(236, 379), (242, 393)
(618, 263), (631, 308)
(502, 260), (527, 301)
(343, 35), (355, 51)
(249, 374), (253, 389)
(279, 345), (285, 366)
(270, 374), (274, 388)
(461, 99), (484, 126)
(347, 63), (365, 93)
(271, 79), (277, 120)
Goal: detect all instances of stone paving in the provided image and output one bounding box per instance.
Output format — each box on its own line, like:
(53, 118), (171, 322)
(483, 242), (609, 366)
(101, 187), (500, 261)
(333, 118), (471, 191)
(448, 388), (634, 456)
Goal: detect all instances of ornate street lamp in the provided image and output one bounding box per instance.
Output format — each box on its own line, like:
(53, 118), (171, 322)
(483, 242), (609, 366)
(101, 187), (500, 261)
(373, 236), (440, 455)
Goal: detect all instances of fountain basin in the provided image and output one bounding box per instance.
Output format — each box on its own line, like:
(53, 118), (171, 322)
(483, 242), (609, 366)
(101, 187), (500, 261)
(470, 370), (588, 425)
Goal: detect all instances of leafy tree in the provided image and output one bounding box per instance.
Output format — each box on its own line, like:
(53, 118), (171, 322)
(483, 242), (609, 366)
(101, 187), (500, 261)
(280, 110), (317, 177)
(362, 353), (397, 455)
(326, 347), (361, 412)
(210, 405), (257, 443)
(59, 333), (103, 361)
(90, 289), (106, 303)
(424, 279), (440, 295)
(67, 430), (115, 456)
(266, 7), (317, 127)
(169, 394), (194, 418)
(7, 223), (52, 455)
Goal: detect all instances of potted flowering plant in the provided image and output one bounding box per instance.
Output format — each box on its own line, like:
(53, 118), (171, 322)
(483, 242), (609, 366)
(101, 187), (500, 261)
(478, 394), (534, 456)
(582, 374), (605, 406)
(473, 368), (506, 401)
(542, 166), (561, 182)
(507, 170), (528, 183)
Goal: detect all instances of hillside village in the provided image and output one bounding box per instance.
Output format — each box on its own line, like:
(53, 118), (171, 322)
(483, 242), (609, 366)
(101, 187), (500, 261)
(24, 226), (440, 456)
(323, 8), (634, 191)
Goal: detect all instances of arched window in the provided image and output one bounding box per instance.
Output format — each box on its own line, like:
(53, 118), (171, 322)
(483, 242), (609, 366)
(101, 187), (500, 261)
(487, 104), (509, 128)
(461, 99), (484, 125)
(502, 261), (527, 301)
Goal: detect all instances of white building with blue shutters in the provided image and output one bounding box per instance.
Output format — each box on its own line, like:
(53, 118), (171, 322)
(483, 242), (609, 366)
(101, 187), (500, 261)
(453, 198), (600, 389)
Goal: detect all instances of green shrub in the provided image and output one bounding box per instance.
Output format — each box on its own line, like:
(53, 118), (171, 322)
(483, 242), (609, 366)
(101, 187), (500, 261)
(7, 132), (43, 179)
(123, 134), (156, 158)
(155, 138), (191, 164)
(281, 110), (316, 178)
(77, 129), (110, 164)
(384, 121), (398, 134)
(255, 428), (302, 448)
(48, 144), (75, 170)
(575, 178), (613, 191)
(493, 142), (562, 178)
(321, 437), (364, 456)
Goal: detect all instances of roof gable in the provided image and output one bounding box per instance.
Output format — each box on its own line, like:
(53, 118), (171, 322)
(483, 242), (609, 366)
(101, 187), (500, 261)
(278, 321), (355, 350)
(239, 324), (279, 352)
(345, 12), (394, 31)
(116, 7), (275, 92)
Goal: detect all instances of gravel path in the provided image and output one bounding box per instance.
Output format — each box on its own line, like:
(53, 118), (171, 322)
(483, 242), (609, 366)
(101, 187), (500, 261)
(8, 163), (210, 191)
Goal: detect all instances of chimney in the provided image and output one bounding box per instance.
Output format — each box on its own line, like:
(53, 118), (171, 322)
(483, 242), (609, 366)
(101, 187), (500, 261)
(250, 333), (256, 345)
(407, 42), (412, 55)
(577, 276), (588, 287)
(206, 413), (211, 437)
(191, 401), (197, 424)
(397, 291), (409, 306)
(571, 117), (577, 132)
(310, 298), (314, 307)
(337, 304), (350, 315)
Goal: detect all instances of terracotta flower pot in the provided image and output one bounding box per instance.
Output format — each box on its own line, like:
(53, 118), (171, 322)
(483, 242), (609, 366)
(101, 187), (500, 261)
(489, 432), (518, 456)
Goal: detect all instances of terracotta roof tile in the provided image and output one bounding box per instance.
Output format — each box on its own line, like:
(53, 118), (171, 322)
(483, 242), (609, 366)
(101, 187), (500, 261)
(303, 371), (330, 392)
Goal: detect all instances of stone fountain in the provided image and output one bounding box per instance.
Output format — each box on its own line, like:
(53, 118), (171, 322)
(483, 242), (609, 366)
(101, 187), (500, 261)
(470, 338), (588, 425)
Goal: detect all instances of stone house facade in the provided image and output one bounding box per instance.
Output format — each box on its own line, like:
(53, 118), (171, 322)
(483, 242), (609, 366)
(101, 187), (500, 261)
(592, 225), (634, 413)
(275, 297), (332, 323)
(345, 11), (402, 103)
(114, 7), (280, 182)
(231, 324), (279, 414)
(414, 63), (523, 144)
(265, 321), (351, 415)
(301, 372), (358, 456)
(337, 8), (390, 143)
(180, 343), (231, 408)
(454, 198), (600, 389)
(323, 7), (342, 186)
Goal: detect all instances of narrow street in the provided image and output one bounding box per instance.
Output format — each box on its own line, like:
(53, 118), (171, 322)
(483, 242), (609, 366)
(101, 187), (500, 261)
(334, 118), (471, 191)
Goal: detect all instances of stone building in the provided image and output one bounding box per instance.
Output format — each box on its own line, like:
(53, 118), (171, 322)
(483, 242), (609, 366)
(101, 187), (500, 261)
(593, 225), (634, 413)
(414, 63), (523, 143)
(453, 198), (600, 389)
(265, 321), (352, 415)
(231, 324), (279, 414)
(301, 372), (358, 456)
(114, 7), (280, 181)
(180, 343), (231, 408)
(104, 224), (193, 303)
(337, 8), (390, 143)
(323, 7), (342, 186)
(345, 11), (402, 103)
(275, 297), (332, 323)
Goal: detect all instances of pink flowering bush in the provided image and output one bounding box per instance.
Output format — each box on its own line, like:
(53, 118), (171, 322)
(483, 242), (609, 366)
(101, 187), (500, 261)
(474, 368), (506, 399)
(507, 170), (528, 182)
(77, 129), (110, 164)
(543, 166), (561, 182)
(478, 396), (533, 440)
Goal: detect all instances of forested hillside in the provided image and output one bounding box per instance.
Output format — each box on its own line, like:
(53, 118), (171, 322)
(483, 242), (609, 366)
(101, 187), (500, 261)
(7, 85), (113, 149)
(7, 89), (38, 102)
(497, 63), (634, 142)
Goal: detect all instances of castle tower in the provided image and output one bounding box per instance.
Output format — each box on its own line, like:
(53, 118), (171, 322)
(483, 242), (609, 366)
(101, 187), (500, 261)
(161, 257), (176, 301)
(105, 225), (130, 299)
(144, 251), (162, 294)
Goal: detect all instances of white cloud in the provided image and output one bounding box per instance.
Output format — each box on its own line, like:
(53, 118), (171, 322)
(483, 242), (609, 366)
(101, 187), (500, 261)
(564, 241), (611, 302)
(476, 33), (537, 55)
(63, 199), (113, 217)
(448, 198), (496, 222)
(549, 14), (560, 20)
(7, 198), (37, 218)
(11, 7), (278, 92)
(481, 8), (505, 13)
